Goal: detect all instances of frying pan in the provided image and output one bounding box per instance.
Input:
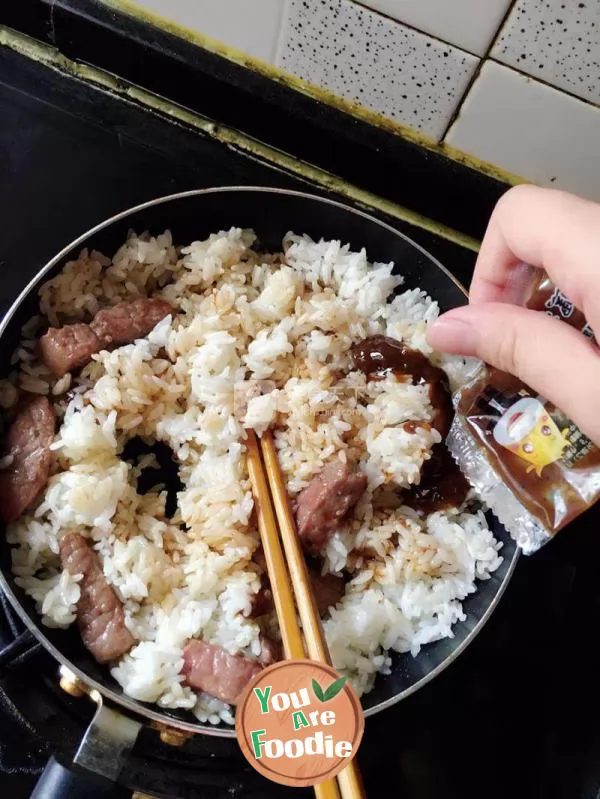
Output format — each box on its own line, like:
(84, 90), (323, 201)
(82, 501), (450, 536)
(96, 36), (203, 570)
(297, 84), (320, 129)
(0, 188), (518, 796)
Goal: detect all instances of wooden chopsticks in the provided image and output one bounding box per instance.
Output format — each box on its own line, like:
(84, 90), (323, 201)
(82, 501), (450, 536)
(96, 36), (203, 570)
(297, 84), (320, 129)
(246, 430), (305, 661)
(260, 431), (331, 665)
(246, 429), (365, 799)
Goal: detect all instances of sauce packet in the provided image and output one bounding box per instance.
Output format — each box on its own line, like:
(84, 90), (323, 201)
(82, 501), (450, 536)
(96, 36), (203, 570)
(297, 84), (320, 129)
(446, 267), (600, 553)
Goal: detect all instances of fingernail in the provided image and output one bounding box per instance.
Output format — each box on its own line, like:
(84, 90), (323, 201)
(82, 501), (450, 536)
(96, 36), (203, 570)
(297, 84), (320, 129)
(427, 313), (477, 355)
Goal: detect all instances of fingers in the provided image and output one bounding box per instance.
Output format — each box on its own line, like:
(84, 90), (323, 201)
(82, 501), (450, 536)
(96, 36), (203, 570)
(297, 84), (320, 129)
(428, 303), (600, 445)
(470, 185), (600, 331)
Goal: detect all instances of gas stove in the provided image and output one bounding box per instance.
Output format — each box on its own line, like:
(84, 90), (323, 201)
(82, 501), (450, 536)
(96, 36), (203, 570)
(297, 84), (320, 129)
(1, 4), (600, 798)
(2, 517), (600, 799)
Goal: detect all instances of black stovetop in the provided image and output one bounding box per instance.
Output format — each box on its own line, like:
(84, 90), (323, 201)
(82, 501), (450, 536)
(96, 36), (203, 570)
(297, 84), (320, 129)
(1, 17), (600, 799)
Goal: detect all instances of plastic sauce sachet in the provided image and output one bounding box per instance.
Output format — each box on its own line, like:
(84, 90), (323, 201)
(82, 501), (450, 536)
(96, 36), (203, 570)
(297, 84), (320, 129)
(447, 268), (600, 553)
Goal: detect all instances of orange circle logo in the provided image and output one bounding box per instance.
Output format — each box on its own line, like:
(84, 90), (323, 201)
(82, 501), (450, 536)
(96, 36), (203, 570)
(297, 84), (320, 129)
(236, 659), (364, 787)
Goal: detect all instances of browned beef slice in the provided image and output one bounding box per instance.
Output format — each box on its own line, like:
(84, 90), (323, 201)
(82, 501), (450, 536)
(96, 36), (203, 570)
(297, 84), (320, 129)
(39, 298), (172, 377)
(181, 640), (262, 705)
(0, 395), (55, 523)
(59, 532), (135, 663)
(295, 460), (367, 554)
(39, 324), (101, 377)
(90, 298), (172, 348)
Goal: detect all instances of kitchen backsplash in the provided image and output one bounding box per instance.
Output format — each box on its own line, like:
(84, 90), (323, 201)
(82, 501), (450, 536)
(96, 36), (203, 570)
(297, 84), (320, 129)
(124, 0), (600, 202)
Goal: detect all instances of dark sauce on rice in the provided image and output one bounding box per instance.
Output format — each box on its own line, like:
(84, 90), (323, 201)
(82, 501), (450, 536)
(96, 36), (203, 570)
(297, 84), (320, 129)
(351, 335), (469, 512)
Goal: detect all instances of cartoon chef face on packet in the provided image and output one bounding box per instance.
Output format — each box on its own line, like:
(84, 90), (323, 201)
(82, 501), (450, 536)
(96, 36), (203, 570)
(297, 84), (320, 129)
(493, 397), (570, 476)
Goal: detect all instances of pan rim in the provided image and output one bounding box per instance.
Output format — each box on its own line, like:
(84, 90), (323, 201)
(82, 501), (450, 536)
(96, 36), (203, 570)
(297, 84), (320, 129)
(0, 185), (519, 738)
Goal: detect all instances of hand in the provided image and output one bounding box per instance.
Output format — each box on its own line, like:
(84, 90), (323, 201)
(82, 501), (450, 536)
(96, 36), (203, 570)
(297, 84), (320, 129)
(427, 185), (600, 445)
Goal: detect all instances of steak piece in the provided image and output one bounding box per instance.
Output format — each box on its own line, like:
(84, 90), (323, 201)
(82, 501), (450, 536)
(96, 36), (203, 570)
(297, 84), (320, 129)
(39, 324), (101, 378)
(295, 460), (367, 555)
(40, 298), (172, 377)
(60, 532), (135, 663)
(182, 640), (262, 705)
(90, 298), (172, 348)
(0, 395), (55, 523)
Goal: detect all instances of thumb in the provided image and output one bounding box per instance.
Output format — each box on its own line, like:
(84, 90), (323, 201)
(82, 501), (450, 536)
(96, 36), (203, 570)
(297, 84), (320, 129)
(427, 302), (600, 445)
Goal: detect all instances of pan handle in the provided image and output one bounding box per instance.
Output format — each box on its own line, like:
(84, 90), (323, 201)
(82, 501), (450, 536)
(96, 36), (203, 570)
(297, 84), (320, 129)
(31, 756), (131, 799)
(33, 687), (143, 798)
(72, 694), (142, 779)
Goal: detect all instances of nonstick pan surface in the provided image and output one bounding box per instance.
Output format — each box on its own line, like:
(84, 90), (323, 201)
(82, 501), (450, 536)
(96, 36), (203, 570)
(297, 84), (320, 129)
(0, 187), (518, 737)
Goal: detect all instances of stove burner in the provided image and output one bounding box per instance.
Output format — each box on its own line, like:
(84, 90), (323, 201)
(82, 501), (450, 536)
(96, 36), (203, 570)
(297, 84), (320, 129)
(0, 594), (48, 797)
(0, 590), (290, 797)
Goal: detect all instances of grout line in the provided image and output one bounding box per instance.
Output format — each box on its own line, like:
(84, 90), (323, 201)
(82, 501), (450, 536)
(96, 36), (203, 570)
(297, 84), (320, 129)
(438, 60), (483, 143)
(88, 0), (529, 187)
(0, 25), (483, 254)
(439, 0), (520, 142)
(48, 0), (57, 46)
(442, 54), (600, 146)
(486, 0), (519, 53)
(348, 0), (478, 56)
(486, 0), (598, 108)
(98, 0), (441, 151)
(489, 57), (600, 110)
(273, 0), (291, 67)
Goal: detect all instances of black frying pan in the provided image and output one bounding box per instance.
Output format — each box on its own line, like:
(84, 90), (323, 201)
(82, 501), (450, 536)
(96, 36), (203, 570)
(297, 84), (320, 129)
(0, 188), (518, 795)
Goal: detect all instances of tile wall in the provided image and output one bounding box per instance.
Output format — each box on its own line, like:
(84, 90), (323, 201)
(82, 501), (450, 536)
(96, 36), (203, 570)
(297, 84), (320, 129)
(127, 0), (600, 202)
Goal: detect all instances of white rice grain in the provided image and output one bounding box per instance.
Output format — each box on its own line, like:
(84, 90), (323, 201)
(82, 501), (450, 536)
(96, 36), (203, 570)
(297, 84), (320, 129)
(5, 228), (502, 727)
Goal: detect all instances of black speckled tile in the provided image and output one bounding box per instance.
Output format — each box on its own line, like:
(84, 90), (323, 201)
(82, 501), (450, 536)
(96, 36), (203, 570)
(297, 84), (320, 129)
(356, 0), (512, 56)
(276, 0), (479, 140)
(492, 0), (600, 105)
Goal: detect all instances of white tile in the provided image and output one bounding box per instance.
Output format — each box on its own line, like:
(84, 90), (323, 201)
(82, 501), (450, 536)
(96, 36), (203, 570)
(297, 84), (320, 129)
(132, 0), (284, 62)
(446, 61), (600, 202)
(492, 0), (600, 104)
(356, 0), (512, 56)
(277, 0), (479, 139)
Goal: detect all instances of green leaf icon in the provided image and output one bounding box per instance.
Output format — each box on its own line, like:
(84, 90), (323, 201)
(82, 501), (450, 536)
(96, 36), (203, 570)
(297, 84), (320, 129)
(312, 676), (348, 702)
(312, 678), (325, 702)
(323, 676), (348, 701)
